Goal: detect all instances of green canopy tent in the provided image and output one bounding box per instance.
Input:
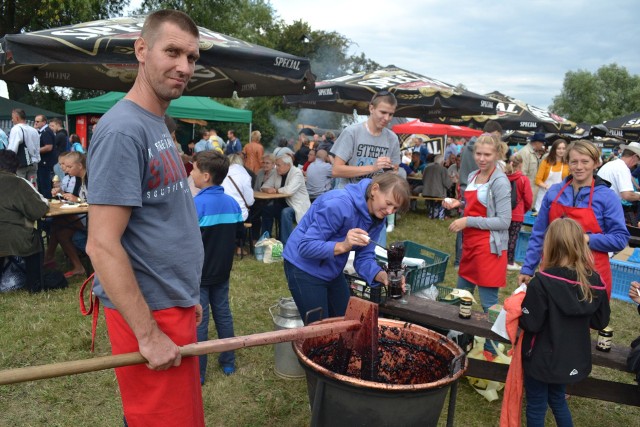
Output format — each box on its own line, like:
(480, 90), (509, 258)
(0, 96), (63, 133)
(66, 92), (252, 145)
(65, 92), (252, 123)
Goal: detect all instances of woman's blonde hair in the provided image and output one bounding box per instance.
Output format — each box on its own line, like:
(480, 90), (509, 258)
(564, 139), (600, 165)
(250, 130), (261, 142)
(504, 153), (523, 175)
(65, 151), (86, 170)
(541, 218), (595, 301)
(474, 133), (507, 160)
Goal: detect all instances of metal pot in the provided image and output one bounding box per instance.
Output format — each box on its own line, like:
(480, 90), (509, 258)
(269, 297), (305, 379)
(293, 318), (468, 427)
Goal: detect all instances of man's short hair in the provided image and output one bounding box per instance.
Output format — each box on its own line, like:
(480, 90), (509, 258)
(141, 10), (199, 46)
(193, 150), (229, 185)
(35, 114), (47, 122)
(483, 120), (503, 134)
(12, 109), (26, 121)
(0, 150), (19, 174)
(370, 90), (398, 108)
(198, 128), (208, 139)
(228, 129), (236, 137)
(324, 131), (335, 140)
(50, 117), (63, 127)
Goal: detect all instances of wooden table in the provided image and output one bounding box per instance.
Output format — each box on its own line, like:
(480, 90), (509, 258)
(253, 191), (291, 200)
(46, 202), (89, 217)
(380, 296), (640, 407)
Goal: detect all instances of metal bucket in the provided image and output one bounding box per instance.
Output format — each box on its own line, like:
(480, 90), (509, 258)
(293, 318), (467, 427)
(269, 297), (305, 379)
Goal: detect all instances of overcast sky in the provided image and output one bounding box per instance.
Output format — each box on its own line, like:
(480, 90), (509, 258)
(270, 0), (639, 111)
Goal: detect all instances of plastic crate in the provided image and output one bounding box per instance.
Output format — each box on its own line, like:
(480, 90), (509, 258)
(345, 273), (387, 304)
(376, 241), (450, 292)
(611, 259), (639, 303)
(523, 211), (536, 227)
(514, 231), (531, 263)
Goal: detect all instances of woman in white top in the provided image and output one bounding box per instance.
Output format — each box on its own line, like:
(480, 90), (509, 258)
(222, 154), (254, 221)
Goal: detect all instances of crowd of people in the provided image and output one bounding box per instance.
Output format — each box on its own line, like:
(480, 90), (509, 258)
(1, 9), (639, 426)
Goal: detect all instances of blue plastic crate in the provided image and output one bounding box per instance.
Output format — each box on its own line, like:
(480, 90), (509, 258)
(523, 211), (536, 227)
(514, 231), (531, 263)
(611, 259), (639, 303)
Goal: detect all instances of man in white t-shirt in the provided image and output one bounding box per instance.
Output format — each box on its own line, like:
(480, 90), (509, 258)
(597, 141), (640, 224)
(7, 108), (40, 182)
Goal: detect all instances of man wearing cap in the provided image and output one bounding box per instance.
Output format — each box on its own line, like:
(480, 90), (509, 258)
(520, 132), (546, 199)
(597, 142), (640, 225)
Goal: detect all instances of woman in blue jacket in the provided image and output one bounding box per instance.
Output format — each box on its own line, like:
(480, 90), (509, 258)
(519, 140), (629, 298)
(283, 173), (410, 324)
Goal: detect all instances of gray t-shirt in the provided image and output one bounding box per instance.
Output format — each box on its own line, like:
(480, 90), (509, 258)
(87, 100), (204, 310)
(330, 122), (401, 185)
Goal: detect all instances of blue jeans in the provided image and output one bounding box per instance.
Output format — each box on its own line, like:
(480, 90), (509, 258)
(261, 204), (295, 245)
(284, 260), (350, 325)
(524, 374), (573, 427)
(456, 275), (499, 353)
(197, 281), (235, 380)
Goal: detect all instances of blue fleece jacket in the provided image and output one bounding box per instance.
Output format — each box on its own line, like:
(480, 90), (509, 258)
(521, 175), (629, 276)
(282, 179), (384, 284)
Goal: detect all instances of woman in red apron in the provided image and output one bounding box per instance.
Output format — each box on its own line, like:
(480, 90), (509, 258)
(519, 140), (630, 298)
(443, 134), (512, 359)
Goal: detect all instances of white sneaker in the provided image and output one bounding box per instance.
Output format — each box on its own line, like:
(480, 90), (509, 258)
(386, 224), (395, 233)
(507, 262), (521, 271)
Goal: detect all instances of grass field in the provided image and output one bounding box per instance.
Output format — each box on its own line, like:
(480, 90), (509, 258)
(1, 210), (639, 426)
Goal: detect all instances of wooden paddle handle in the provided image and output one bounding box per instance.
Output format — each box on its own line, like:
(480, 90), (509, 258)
(0, 320), (360, 385)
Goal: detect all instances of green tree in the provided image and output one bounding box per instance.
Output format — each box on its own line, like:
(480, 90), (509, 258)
(551, 64), (640, 124)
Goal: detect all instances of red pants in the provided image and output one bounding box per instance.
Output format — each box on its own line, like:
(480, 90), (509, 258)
(104, 306), (204, 427)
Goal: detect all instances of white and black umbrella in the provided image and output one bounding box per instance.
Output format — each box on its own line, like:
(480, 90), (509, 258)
(0, 16), (315, 97)
(437, 91), (576, 133)
(283, 66), (496, 118)
(603, 112), (640, 141)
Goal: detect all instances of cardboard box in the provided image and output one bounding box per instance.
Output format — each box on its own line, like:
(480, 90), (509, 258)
(613, 246), (634, 261)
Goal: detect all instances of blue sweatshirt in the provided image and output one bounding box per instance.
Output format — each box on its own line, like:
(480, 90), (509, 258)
(521, 175), (629, 276)
(283, 179), (384, 284)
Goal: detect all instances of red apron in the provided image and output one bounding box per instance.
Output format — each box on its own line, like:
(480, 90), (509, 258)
(549, 179), (612, 298)
(459, 171), (507, 287)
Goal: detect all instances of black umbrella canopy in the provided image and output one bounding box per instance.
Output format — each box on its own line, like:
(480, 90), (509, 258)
(283, 66), (497, 118)
(603, 112), (640, 141)
(436, 91), (576, 133)
(0, 16), (314, 97)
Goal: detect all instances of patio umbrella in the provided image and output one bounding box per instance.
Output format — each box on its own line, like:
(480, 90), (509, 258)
(603, 112), (640, 141)
(0, 16), (314, 97)
(392, 120), (482, 138)
(283, 66), (497, 118)
(436, 91), (576, 133)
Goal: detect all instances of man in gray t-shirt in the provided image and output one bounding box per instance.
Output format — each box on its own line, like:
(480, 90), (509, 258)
(330, 91), (401, 187)
(85, 10), (205, 425)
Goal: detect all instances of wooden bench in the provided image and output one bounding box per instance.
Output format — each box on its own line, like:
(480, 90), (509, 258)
(380, 296), (640, 407)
